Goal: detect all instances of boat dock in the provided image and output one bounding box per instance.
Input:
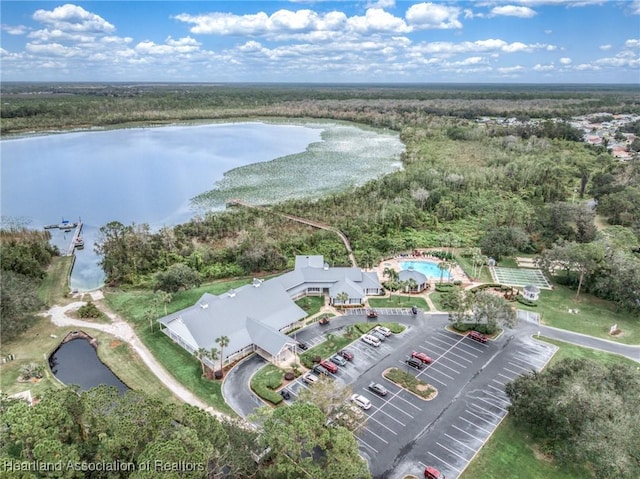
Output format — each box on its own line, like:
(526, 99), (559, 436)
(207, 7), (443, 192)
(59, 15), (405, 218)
(44, 217), (84, 256)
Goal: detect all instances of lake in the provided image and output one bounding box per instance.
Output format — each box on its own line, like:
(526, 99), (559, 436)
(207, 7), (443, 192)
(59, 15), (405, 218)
(1, 121), (404, 290)
(48, 337), (129, 394)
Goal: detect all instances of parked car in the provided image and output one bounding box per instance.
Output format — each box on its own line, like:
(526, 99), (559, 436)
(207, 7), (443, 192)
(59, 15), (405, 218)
(411, 351), (433, 364)
(313, 364), (330, 376)
(279, 389), (291, 400)
(405, 357), (423, 369)
(351, 394), (372, 410)
(319, 317), (330, 325)
(337, 349), (354, 361)
(320, 360), (338, 373)
(366, 309), (378, 319)
(370, 330), (386, 342)
(297, 341), (308, 350)
(373, 325), (392, 337)
(368, 382), (388, 397)
(424, 466), (445, 479)
(330, 354), (347, 366)
(411, 305), (419, 315)
(468, 330), (488, 343)
(361, 334), (381, 347)
(302, 372), (318, 384)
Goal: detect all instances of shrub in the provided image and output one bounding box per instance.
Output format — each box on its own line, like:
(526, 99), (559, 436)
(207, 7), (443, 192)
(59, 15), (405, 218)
(516, 295), (537, 307)
(435, 283), (455, 292)
(452, 322), (498, 335)
(250, 365), (284, 405)
(78, 301), (101, 318)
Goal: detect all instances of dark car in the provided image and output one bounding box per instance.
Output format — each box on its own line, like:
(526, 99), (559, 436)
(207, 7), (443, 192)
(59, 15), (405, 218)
(411, 351), (433, 364)
(319, 317), (330, 325)
(424, 466), (445, 479)
(405, 357), (423, 370)
(313, 364), (330, 376)
(468, 330), (488, 343)
(411, 305), (419, 315)
(297, 341), (308, 350)
(279, 389), (291, 400)
(366, 309), (378, 319)
(330, 354), (347, 367)
(368, 382), (388, 397)
(337, 349), (354, 361)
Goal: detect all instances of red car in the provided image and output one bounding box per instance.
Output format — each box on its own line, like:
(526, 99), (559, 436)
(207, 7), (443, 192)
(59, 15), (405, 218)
(468, 330), (488, 343)
(320, 360), (338, 373)
(366, 309), (378, 319)
(337, 349), (354, 361)
(424, 466), (445, 479)
(411, 351), (433, 364)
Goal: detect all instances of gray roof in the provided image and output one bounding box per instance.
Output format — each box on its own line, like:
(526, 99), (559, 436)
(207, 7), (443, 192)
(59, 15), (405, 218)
(329, 277), (364, 299)
(399, 269), (427, 284)
(524, 284), (541, 293)
(246, 317), (296, 356)
(159, 278), (306, 359)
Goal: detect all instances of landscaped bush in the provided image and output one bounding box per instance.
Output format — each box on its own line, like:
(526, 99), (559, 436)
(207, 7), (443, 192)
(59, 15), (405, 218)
(516, 296), (538, 307)
(430, 250), (454, 260)
(435, 283), (455, 292)
(384, 368), (435, 399)
(469, 283), (504, 292)
(250, 364), (284, 405)
(78, 301), (101, 318)
(452, 322), (498, 335)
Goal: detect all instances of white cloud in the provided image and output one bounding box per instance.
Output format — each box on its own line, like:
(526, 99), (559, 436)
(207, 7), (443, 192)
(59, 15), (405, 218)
(135, 36), (201, 55)
(599, 44), (612, 50)
(490, 6), (537, 18)
(533, 63), (555, 71)
(2, 24), (28, 35)
(32, 4), (115, 33)
(559, 57), (572, 64)
(405, 2), (462, 29)
(366, 0), (396, 8)
(631, 0), (640, 15)
(625, 39), (640, 49)
(497, 65), (525, 73)
(412, 38), (552, 55)
(347, 8), (410, 34)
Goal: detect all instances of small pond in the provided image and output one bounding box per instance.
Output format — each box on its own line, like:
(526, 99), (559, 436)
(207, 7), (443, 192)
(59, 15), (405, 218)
(48, 337), (129, 393)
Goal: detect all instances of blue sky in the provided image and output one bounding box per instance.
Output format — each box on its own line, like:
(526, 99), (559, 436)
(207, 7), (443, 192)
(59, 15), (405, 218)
(1, 1), (638, 83)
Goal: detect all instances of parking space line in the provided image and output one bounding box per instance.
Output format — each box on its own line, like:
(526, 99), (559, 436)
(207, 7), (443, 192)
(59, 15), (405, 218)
(394, 393), (423, 412)
(436, 441), (471, 463)
(460, 415), (493, 434)
(470, 402), (504, 419)
(510, 357), (543, 370)
(513, 354), (546, 368)
(432, 359), (464, 374)
(421, 365), (455, 380)
(497, 372), (516, 381)
(430, 336), (459, 348)
(367, 401), (407, 427)
(490, 379), (506, 388)
(483, 389), (510, 405)
(452, 424), (484, 442)
(367, 414), (399, 435)
(450, 345), (480, 359)
(423, 342), (450, 353)
(361, 425), (389, 445)
(476, 396), (508, 412)
(382, 398), (416, 418)
(503, 366), (523, 376)
(444, 433), (478, 453)
(442, 350), (474, 363)
(459, 341), (486, 354)
(427, 451), (462, 473)
(437, 356), (469, 370)
(464, 409), (500, 429)
(357, 437), (379, 454)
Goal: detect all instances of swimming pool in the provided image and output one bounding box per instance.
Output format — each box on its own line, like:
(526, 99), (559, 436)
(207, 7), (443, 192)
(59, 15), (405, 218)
(399, 260), (451, 281)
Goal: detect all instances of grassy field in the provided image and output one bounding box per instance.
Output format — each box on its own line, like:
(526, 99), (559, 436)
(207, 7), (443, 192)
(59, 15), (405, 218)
(518, 283), (640, 345)
(460, 337), (636, 479)
(368, 295), (429, 310)
(37, 256), (74, 306)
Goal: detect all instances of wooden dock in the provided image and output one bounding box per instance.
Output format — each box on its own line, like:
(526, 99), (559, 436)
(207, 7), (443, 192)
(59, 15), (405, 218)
(66, 219), (83, 256)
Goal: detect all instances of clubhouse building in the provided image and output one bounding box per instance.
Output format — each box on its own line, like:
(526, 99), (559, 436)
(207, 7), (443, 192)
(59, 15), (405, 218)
(157, 255), (383, 369)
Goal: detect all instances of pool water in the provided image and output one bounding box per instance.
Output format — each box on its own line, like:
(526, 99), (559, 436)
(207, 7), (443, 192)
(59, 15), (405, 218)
(399, 260), (451, 281)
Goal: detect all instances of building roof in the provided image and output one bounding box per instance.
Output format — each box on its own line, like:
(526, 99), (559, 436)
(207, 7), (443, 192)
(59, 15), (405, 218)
(398, 268), (427, 284)
(246, 317), (296, 357)
(524, 284), (541, 293)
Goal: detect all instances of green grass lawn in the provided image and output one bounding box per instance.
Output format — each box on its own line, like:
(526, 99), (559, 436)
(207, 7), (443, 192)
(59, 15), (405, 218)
(460, 337), (637, 479)
(454, 254), (493, 283)
(250, 363), (285, 405)
(428, 291), (450, 312)
(38, 256), (74, 306)
(518, 283), (640, 345)
(295, 295), (325, 317)
(368, 295), (429, 310)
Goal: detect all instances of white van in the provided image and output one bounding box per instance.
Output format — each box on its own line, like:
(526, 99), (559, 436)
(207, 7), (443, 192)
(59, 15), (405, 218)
(361, 334), (381, 347)
(351, 394), (372, 410)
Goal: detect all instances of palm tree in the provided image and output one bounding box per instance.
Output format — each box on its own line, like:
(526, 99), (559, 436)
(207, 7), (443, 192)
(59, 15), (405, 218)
(382, 267), (399, 282)
(215, 335), (230, 378)
(144, 307), (155, 332)
(406, 278), (418, 293)
(208, 347), (219, 378)
(336, 291), (349, 308)
(437, 261), (449, 284)
(195, 348), (209, 376)
(156, 290), (172, 316)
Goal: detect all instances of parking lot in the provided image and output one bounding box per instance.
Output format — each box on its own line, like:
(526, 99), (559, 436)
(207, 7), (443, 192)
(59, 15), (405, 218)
(260, 311), (556, 479)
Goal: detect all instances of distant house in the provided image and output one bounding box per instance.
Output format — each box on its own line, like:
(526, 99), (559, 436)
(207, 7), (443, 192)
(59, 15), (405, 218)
(157, 255), (383, 367)
(523, 284), (541, 301)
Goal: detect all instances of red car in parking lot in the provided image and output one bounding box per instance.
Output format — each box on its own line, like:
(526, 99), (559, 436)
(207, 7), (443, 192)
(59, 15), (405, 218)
(320, 360), (338, 373)
(424, 466), (445, 479)
(468, 330), (488, 343)
(411, 351), (433, 364)
(337, 349), (354, 361)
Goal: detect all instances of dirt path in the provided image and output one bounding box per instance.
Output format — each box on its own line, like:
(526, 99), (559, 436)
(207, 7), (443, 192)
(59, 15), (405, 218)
(41, 300), (228, 419)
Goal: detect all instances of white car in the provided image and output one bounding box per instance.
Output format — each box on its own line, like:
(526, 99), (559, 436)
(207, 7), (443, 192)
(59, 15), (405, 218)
(361, 334), (381, 347)
(351, 394), (372, 410)
(302, 372), (319, 384)
(373, 325), (392, 337)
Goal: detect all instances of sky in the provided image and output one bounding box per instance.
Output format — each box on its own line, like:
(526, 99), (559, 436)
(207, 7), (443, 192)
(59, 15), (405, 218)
(1, 1), (639, 83)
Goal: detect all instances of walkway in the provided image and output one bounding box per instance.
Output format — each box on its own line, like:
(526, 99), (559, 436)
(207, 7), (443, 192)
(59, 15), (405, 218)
(41, 300), (228, 419)
(228, 199), (357, 267)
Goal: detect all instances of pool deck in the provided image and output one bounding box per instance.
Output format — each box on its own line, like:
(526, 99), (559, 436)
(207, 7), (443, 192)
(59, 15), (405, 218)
(374, 252), (468, 285)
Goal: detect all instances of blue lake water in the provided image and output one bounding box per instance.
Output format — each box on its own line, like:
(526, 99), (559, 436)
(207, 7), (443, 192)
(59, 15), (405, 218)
(1, 121), (403, 290)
